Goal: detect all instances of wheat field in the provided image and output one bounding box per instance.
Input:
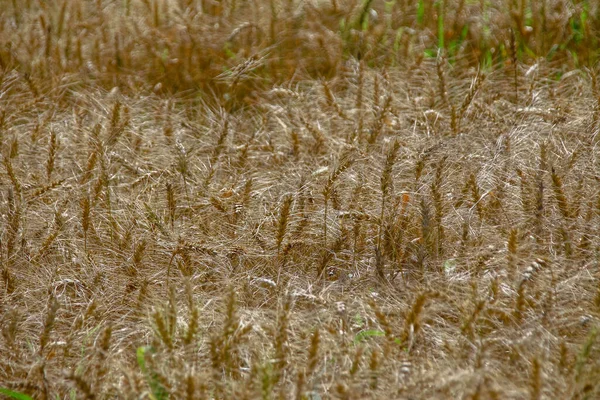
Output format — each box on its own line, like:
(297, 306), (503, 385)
(1, 1), (600, 399)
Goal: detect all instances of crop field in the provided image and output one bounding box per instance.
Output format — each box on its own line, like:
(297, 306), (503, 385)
(1, 0), (600, 399)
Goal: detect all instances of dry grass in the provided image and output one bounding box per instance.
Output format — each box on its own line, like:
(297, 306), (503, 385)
(1, 0), (600, 399)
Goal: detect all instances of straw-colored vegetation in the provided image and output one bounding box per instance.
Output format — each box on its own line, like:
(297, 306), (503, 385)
(1, 0), (600, 398)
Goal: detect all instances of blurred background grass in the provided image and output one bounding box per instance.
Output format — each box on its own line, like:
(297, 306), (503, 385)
(2, 0), (598, 104)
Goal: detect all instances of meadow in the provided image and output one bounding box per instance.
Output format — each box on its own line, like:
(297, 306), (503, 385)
(1, 0), (600, 398)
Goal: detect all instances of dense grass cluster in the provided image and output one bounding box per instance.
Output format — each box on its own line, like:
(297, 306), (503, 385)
(1, 0), (600, 399)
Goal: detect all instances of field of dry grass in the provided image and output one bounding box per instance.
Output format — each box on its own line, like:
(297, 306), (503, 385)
(1, 0), (600, 399)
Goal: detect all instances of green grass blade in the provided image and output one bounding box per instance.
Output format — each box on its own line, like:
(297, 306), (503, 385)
(0, 388), (34, 400)
(136, 345), (149, 374)
(437, 0), (444, 50)
(354, 329), (385, 344)
(137, 346), (168, 400)
(417, 0), (425, 26)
